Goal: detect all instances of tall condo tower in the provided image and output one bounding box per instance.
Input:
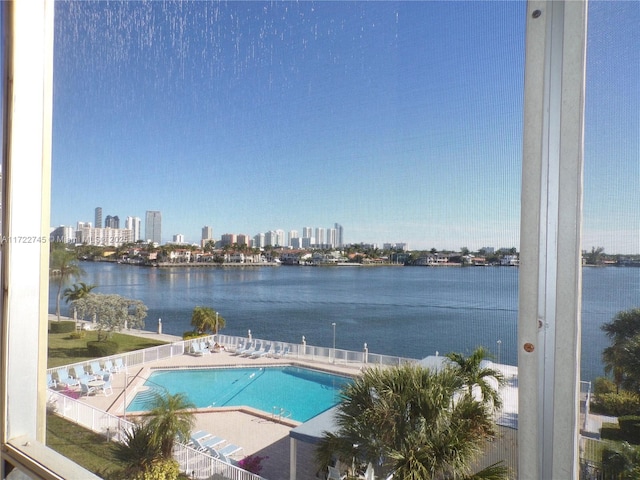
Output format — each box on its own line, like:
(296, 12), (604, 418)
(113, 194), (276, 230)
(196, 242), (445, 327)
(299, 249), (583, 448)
(94, 207), (102, 228)
(126, 216), (141, 242)
(334, 223), (344, 248)
(201, 225), (213, 247)
(145, 210), (162, 244)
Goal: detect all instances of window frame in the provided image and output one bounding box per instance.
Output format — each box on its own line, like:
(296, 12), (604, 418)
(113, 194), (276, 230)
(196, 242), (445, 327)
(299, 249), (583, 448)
(0, 1), (587, 478)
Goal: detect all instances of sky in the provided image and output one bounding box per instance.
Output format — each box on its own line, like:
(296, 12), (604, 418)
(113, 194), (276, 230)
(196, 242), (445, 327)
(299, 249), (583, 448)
(51, 1), (639, 253)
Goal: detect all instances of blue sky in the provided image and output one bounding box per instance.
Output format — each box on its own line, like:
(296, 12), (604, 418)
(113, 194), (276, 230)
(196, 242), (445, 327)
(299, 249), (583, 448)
(51, 1), (638, 253)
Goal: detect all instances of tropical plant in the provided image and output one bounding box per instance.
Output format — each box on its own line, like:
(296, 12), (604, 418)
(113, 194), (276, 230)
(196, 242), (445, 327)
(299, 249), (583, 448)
(72, 293), (148, 341)
(111, 421), (182, 480)
(113, 422), (161, 471)
(146, 392), (196, 459)
(601, 442), (640, 480)
(190, 306), (226, 336)
(50, 248), (85, 321)
(446, 346), (506, 410)
(601, 308), (640, 392)
(316, 364), (508, 480)
(63, 282), (96, 326)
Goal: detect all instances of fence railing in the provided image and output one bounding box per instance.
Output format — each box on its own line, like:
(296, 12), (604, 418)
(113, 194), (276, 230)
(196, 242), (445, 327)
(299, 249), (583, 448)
(47, 332), (416, 381)
(47, 390), (265, 480)
(45, 332), (416, 479)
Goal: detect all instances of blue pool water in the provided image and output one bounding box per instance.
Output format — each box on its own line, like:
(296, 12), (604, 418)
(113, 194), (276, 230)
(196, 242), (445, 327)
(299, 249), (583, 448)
(126, 366), (352, 422)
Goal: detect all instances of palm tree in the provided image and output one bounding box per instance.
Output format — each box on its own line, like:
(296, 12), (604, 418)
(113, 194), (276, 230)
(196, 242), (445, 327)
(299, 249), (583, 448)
(316, 364), (508, 480)
(601, 308), (640, 392)
(190, 306), (226, 336)
(63, 282), (97, 328)
(446, 347), (506, 411)
(146, 392), (196, 459)
(63, 282), (96, 304)
(113, 421), (161, 472)
(50, 248), (85, 321)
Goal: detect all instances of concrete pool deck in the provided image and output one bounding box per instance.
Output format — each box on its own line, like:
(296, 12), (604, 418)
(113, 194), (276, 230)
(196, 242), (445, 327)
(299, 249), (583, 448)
(51, 321), (518, 479)
(67, 347), (363, 480)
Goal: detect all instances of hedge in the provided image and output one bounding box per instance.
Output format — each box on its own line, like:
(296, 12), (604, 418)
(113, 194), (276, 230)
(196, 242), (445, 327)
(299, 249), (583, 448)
(86, 340), (119, 357)
(49, 321), (77, 334)
(591, 391), (640, 417)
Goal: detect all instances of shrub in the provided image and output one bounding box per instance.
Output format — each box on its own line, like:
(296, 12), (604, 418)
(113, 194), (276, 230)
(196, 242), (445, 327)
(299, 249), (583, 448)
(182, 331), (204, 340)
(87, 340), (118, 357)
(69, 331), (86, 339)
(591, 391), (640, 416)
(49, 321), (76, 334)
(594, 376), (617, 395)
(238, 454), (269, 474)
(619, 416), (640, 443)
(601, 422), (623, 442)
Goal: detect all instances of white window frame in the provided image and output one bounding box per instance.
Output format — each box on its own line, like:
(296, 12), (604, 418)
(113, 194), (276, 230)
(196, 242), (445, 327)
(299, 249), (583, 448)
(0, 1), (587, 478)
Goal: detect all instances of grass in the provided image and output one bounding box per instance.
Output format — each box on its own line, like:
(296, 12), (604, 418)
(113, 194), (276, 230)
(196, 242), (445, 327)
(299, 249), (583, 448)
(46, 328), (170, 475)
(46, 412), (126, 478)
(47, 327), (167, 368)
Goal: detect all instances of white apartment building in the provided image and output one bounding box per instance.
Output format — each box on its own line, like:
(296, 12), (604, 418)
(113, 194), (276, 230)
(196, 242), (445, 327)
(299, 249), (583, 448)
(288, 230), (299, 247)
(75, 223), (133, 247)
(253, 232), (265, 249)
(125, 216), (141, 242)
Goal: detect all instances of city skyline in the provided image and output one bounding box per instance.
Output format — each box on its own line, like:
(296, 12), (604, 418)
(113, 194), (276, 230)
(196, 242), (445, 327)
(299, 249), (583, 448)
(50, 2), (639, 253)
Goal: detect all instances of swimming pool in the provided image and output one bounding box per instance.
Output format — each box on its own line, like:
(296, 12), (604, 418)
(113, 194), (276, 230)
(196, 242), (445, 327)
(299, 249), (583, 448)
(126, 366), (352, 422)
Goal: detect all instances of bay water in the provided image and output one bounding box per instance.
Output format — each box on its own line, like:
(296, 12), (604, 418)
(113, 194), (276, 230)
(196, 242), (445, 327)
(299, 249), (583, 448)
(49, 262), (639, 382)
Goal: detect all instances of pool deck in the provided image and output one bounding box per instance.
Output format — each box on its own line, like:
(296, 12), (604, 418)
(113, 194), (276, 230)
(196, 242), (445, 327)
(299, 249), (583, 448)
(66, 348), (364, 480)
(51, 322), (519, 479)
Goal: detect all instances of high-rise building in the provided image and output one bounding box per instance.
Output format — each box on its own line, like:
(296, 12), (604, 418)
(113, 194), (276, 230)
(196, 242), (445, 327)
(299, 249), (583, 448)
(334, 222), (344, 248)
(288, 230), (299, 247)
(327, 228), (337, 248)
(104, 215), (120, 229)
(201, 226), (213, 248)
(94, 207), (102, 228)
(275, 229), (285, 247)
(172, 234), (185, 244)
(145, 210), (162, 244)
(49, 225), (75, 244)
(237, 234), (251, 248)
(302, 227), (313, 238)
(253, 232), (265, 249)
(315, 227), (325, 247)
(264, 230), (277, 247)
(220, 233), (237, 246)
(126, 216), (141, 242)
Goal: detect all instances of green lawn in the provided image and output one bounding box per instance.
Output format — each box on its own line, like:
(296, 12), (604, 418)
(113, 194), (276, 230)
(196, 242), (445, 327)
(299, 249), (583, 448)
(46, 412), (126, 478)
(47, 328), (167, 368)
(46, 328), (170, 476)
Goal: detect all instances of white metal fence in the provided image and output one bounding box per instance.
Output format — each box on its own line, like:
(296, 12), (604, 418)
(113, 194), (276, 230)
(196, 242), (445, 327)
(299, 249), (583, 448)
(46, 334), (415, 479)
(47, 390), (265, 480)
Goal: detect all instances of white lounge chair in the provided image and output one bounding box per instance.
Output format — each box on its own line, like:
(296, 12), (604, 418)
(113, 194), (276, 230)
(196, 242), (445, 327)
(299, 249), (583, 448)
(55, 368), (79, 387)
(112, 358), (126, 373)
(191, 433), (225, 451)
(227, 340), (244, 354)
(238, 342), (255, 356)
(250, 343), (270, 358)
(100, 373), (113, 396)
(211, 443), (243, 458)
(47, 373), (57, 389)
(200, 341), (211, 355)
(89, 361), (109, 377)
(79, 381), (97, 397)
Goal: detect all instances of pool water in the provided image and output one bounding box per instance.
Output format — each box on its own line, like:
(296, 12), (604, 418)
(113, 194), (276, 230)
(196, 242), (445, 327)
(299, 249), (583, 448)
(126, 366), (352, 422)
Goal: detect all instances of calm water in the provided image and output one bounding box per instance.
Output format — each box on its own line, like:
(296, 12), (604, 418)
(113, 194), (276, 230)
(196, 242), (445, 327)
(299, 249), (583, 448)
(49, 262), (639, 382)
(126, 366), (351, 422)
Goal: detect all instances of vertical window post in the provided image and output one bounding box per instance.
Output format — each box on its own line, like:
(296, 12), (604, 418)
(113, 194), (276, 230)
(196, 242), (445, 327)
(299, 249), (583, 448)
(519, 1), (588, 478)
